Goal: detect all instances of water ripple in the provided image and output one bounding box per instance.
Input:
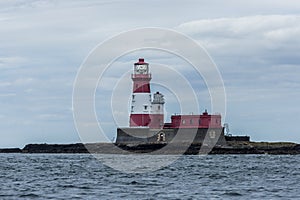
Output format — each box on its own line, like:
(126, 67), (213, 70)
(0, 154), (299, 199)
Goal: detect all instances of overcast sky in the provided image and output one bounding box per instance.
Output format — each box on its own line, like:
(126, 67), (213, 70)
(1, 0), (300, 147)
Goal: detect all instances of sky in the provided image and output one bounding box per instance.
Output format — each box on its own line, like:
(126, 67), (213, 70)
(0, 0), (300, 147)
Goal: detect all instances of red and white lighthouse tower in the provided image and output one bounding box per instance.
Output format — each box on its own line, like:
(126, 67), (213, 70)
(129, 58), (152, 127)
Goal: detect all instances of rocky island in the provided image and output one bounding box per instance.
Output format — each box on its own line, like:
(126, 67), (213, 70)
(1, 140), (300, 155)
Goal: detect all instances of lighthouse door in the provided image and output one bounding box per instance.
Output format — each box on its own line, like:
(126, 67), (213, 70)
(157, 132), (165, 142)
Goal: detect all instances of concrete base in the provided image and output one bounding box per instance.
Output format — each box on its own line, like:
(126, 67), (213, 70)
(116, 127), (227, 146)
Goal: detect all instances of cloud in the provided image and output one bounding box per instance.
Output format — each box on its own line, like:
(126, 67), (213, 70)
(0, 93), (17, 97)
(176, 15), (300, 88)
(176, 15), (300, 58)
(0, 56), (28, 69)
(13, 78), (34, 85)
(0, 82), (12, 87)
(178, 15), (299, 36)
(37, 113), (67, 121)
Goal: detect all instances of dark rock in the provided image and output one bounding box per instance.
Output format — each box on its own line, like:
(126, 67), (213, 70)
(0, 148), (22, 153)
(22, 143), (89, 153)
(0, 141), (297, 154)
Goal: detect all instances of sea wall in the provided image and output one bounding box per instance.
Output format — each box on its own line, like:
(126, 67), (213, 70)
(116, 127), (227, 146)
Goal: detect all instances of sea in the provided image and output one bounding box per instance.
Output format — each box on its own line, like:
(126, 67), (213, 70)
(0, 154), (299, 199)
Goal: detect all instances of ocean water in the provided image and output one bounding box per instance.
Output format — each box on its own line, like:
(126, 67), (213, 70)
(0, 154), (299, 199)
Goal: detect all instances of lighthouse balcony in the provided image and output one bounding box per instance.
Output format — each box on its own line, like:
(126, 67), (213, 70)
(131, 74), (151, 79)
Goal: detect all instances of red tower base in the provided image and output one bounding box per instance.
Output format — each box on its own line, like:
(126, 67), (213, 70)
(130, 114), (150, 127)
(130, 114), (164, 129)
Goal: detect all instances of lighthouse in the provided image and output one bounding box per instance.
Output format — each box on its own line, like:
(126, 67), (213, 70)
(129, 58), (152, 127)
(116, 58), (227, 145)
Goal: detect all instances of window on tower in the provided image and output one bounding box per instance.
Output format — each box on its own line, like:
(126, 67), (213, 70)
(144, 105), (148, 110)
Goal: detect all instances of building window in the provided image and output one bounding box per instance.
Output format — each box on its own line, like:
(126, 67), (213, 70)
(190, 119), (193, 124)
(158, 105), (160, 110)
(132, 95), (135, 99)
(182, 119), (186, 124)
(144, 105), (148, 110)
(198, 119), (201, 125)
